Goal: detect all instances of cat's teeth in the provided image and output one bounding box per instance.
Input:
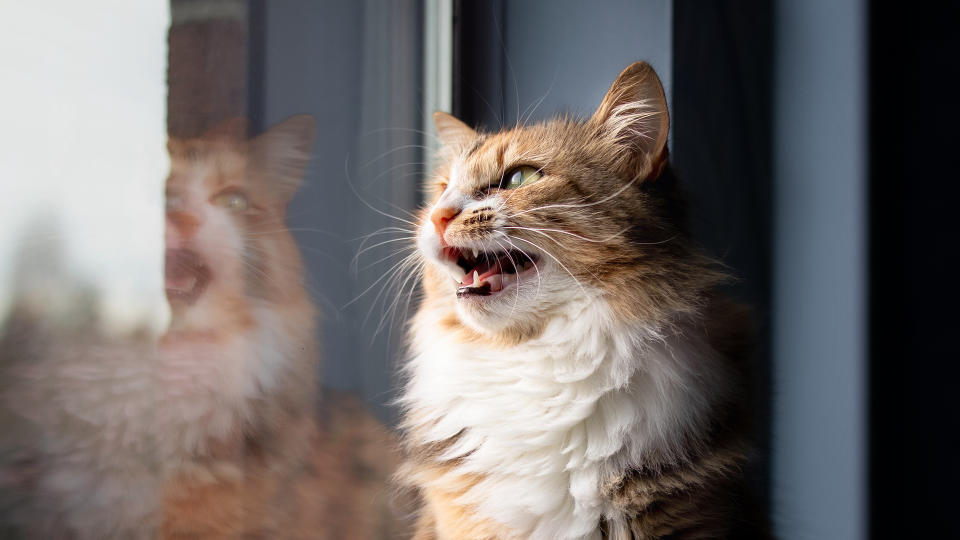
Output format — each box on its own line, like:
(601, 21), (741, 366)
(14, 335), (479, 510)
(473, 270), (480, 285)
(472, 248), (479, 258)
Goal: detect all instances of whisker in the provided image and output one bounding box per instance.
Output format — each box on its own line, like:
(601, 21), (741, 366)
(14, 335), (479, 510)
(349, 226), (416, 243)
(374, 258), (423, 349)
(352, 236), (417, 272)
(493, 238), (522, 319)
(501, 235), (543, 299)
(373, 257), (423, 343)
(344, 155), (420, 228)
(490, 3), (520, 126)
(367, 160), (430, 186)
(502, 225), (629, 244)
(357, 245), (417, 274)
(508, 235), (591, 299)
(344, 250), (420, 310)
(359, 144), (432, 170)
(519, 70), (558, 126)
(365, 252), (422, 333)
(509, 170), (646, 218)
(361, 253), (419, 332)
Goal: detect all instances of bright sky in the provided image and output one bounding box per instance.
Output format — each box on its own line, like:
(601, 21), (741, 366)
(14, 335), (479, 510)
(0, 2), (171, 336)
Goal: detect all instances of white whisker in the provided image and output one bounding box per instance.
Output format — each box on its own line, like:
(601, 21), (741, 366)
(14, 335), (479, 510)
(343, 251), (419, 310)
(503, 225), (630, 244)
(509, 169), (645, 218)
(508, 235), (590, 299)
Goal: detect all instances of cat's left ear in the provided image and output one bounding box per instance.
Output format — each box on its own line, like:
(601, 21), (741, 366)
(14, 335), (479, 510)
(434, 111), (477, 150)
(251, 115), (316, 203)
(589, 62), (669, 180)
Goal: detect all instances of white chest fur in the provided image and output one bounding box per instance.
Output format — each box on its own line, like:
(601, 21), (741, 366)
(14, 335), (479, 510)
(404, 298), (727, 540)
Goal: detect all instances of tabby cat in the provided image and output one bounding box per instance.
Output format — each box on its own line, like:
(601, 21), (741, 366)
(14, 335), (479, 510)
(400, 62), (762, 539)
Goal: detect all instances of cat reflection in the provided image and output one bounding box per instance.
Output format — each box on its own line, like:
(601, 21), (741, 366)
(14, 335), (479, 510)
(1, 117), (399, 539)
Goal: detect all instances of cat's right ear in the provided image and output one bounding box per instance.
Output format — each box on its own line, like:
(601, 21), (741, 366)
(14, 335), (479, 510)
(589, 62), (670, 180)
(433, 111), (477, 150)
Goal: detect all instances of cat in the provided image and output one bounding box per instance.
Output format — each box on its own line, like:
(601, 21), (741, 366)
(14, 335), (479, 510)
(158, 120), (405, 539)
(399, 62), (763, 539)
(0, 115), (340, 539)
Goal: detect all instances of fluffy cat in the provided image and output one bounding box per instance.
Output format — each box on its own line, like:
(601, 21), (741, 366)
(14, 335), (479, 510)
(0, 116), (325, 538)
(400, 62), (762, 539)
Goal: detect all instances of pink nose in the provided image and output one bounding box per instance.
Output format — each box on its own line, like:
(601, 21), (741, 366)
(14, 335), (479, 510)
(429, 206), (458, 244)
(166, 210), (199, 240)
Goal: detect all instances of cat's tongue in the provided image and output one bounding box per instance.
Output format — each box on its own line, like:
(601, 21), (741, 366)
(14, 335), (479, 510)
(458, 259), (505, 295)
(165, 249), (210, 304)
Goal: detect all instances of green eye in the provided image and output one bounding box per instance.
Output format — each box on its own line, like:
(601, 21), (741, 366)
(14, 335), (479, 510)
(501, 166), (542, 189)
(211, 190), (249, 211)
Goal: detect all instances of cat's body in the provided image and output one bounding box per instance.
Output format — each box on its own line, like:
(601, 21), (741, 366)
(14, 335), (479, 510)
(0, 117), (322, 538)
(162, 389), (403, 539)
(401, 62), (763, 539)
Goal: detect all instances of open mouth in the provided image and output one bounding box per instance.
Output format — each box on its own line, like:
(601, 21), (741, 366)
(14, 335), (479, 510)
(441, 246), (538, 298)
(165, 249), (211, 305)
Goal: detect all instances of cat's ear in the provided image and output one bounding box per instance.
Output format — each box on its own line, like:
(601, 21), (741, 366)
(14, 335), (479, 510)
(250, 115), (316, 203)
(203, 117), (250, 140)
(433, 111), (477, 150)
(589, 62), (669, 179)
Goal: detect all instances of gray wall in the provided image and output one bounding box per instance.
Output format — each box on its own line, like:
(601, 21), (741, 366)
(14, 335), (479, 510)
(500, 0), (672, 126)
(262, 1), (423, 422)
(772, 1), (867, 538)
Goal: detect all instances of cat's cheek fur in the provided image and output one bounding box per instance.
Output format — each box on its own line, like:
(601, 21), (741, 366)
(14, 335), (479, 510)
(418, 216), (579, 336)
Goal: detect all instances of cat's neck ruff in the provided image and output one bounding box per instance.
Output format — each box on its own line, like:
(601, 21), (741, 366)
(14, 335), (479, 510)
(405, 293), (728, 540)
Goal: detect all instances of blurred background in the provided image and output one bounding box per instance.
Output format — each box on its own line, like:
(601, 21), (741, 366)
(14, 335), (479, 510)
(1, 1), (958, 538)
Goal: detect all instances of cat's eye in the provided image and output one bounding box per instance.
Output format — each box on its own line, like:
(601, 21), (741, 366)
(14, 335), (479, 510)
(500, 166), (542, 190)
(211, 190), (249, 211)
(165, 191), (184, 211)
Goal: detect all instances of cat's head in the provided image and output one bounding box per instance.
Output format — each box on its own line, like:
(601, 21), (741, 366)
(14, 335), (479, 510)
(418, 62), (714, 336)
(164, 116), (315, 334)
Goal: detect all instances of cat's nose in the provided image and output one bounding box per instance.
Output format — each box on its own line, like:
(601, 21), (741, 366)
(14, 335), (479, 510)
(166, 210), (199, 239)
(430, 206), (459, 244)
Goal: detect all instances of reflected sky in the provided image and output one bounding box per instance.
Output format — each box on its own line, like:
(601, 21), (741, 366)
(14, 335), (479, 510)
(0, 2), (170, 336)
